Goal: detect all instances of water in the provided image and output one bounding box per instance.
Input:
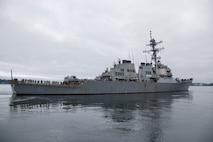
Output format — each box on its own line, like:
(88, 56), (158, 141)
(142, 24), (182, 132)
(0, 85), (213, 142)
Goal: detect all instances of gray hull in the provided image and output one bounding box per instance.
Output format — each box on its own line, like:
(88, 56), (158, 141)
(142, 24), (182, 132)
(11, 80), (192, 95)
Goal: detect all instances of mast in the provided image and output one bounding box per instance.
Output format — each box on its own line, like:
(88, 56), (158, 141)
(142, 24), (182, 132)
(11, 69), (13, 80)
(144, 31), (164, 76)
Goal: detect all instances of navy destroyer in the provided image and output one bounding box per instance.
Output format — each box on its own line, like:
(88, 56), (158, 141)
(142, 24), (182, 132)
(10, 32), (193, 95)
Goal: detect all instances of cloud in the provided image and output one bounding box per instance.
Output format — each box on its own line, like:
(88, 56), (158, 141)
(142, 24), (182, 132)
(0, 0), (213, 83)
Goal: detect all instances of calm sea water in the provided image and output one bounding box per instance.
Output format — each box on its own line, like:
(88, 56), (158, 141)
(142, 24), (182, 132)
(0, 84), (213, 142)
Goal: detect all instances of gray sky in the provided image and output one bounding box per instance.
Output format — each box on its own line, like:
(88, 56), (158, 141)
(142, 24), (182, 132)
(0, 0), (212, 83)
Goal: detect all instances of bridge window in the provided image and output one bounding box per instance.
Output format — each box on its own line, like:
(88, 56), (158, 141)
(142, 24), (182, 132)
(115, 72), (124, 76)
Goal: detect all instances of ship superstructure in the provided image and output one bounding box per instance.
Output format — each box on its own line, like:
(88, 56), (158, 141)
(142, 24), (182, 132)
(10, 32), (193, 95)
(95, 31), (185, 83)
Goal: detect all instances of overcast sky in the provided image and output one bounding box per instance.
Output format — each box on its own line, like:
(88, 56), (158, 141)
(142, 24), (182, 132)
(0, 0), (212, 83)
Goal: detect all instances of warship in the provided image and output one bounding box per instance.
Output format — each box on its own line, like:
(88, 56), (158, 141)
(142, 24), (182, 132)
(10, 32), (193, 95)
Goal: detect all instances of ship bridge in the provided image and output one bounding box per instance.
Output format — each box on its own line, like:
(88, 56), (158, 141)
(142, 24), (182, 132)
(96, 59), (138, 81)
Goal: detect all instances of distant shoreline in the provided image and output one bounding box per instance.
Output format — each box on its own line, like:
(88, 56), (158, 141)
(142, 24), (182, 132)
(192, 83), (213, 86)
(0, 79), (9, 84)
